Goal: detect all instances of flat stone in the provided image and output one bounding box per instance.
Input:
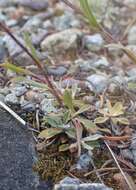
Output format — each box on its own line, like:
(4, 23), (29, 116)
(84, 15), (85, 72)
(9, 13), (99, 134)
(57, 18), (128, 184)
(86, 74), (108, 93)
(41, 29), (82, 55)
(53, 11), (80, 31)
(0, 108), (52, 189)
(47, 66), (68, 76)
(83, 34), (104, 52)
(5, 93), (20, 105)
(128, 26), (136, 45)
(0, 109), (38, 190)
(54, 177), (112, 190)
(14, 0), (48, 11)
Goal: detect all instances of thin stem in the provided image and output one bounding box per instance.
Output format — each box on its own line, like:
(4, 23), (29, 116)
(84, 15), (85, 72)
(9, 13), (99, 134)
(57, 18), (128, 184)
(0, 22), (62, 105)
(104, 140), (134, 190)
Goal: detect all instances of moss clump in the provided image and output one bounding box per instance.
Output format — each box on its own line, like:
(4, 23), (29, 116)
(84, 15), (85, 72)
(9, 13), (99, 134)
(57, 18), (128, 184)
(33, 144), (74, 183)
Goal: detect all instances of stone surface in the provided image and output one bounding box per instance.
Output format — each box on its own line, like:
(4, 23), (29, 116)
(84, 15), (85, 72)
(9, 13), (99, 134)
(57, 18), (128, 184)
(93, 57), (110, 68)
(47, 66), (68, 76)
(86, 74), (108, 93)
(21, 17), (42, 32)
(15, 0), (48, 11)
(3, 34), (23, 57)
(0, 109), (39, 190)
(75, 59), (94, 72)
(73, 152), (92, 172)
(41, 29), (82, 55)
(130, 133), (136, 165)
(53, 11), (80, 31)
(0, 37), (8, 63)
(83, 34), (104, 52)
(40, 98), (57, 114)
(128, 26), (136, 45)
(5, 93), (20, 105)
(54, 177), (112, 190)
(0, 94), (5, 102)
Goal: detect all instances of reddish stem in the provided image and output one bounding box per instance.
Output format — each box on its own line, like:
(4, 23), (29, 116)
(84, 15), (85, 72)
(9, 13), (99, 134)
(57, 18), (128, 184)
(0, 22), (62, 105)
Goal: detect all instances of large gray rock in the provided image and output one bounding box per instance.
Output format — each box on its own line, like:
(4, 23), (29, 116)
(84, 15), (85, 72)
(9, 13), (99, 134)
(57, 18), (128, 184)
(86, 74), (108, 93)
(0, 109), (49, 190)
(41, 29), (82, 55)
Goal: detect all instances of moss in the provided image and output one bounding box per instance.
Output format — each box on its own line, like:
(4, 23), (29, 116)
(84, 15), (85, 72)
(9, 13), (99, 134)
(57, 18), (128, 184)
(33, 144), (75, 183)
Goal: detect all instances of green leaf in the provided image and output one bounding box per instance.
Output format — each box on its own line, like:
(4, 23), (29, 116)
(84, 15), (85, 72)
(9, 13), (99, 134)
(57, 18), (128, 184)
(63, 110), (71, 123)
(11, 77), (48, 89)
(1, 62), (32, 75)
(65, 127), (76, 139)
(128, 82), (136, 89)
(59, 144), (70, 152)
(109, 102), (124, 116)
(94, 117), (109, 124)
(38, 128), (63, 139)
(79, 0), (100, 29)
(43, 114), (63, 128)
(24, 32), (39, 63)
(78, 118), (97, 133)
(81, 141), (94, 150)
(116, 117), (129, 125)
(72, 104), (91, 118)
(82, 140), (100, 150)
(63, 89), (74, 112)
(82, 134), (103, 142)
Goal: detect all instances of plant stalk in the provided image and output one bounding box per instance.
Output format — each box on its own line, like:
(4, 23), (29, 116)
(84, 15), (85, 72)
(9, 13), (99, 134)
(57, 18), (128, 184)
(0, 22), (62, 105)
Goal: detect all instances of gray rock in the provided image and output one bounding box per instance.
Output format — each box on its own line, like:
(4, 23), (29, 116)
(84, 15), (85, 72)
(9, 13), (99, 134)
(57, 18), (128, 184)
(15, 0), (48, 11)
(0, 0), (13, 7)
(127, 68), (136, 77)
(6, 19), (18, 27)
(0, 109), (38, 190)
(21, 101), (36, 112)
(53, 11), (80, 31)
(128, 26), (136, 45)
(0, 87), (11, 96)
(93, 57), (110, 68)
(74, 153), (92, 172)
(78, 183), (112, 190)
(31, 29), (49, 46)
(130, 133), (136, 165)
(0, 94), (5, 102)
(5, 93), (19, 105)
(6, 69), (16, 78)
(13, 86), (28, 97)
(47, 66), (67, 76)
(40, 98), (57, 114)
(43, 20), (53, 29)
(22, 17), (42, 33)
(83, 34), (104, 52)
(0, 37), (8, 63)
(13, 50), (47, 67)
(54, 177), (112, 190)
(121, 149), (133, 161)
(3, 34), (23, 57)
(41, 29), (82, 55)
(86, 74), (108, 93)
(14, 52), (35, 67)
(60, 177), (80, 185)
(75, 59), (94, 72)
(0, 12), (7, 22)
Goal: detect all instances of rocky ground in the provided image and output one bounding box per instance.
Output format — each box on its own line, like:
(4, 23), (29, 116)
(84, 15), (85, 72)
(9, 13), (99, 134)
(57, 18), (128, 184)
(0, 0), (136, 190)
